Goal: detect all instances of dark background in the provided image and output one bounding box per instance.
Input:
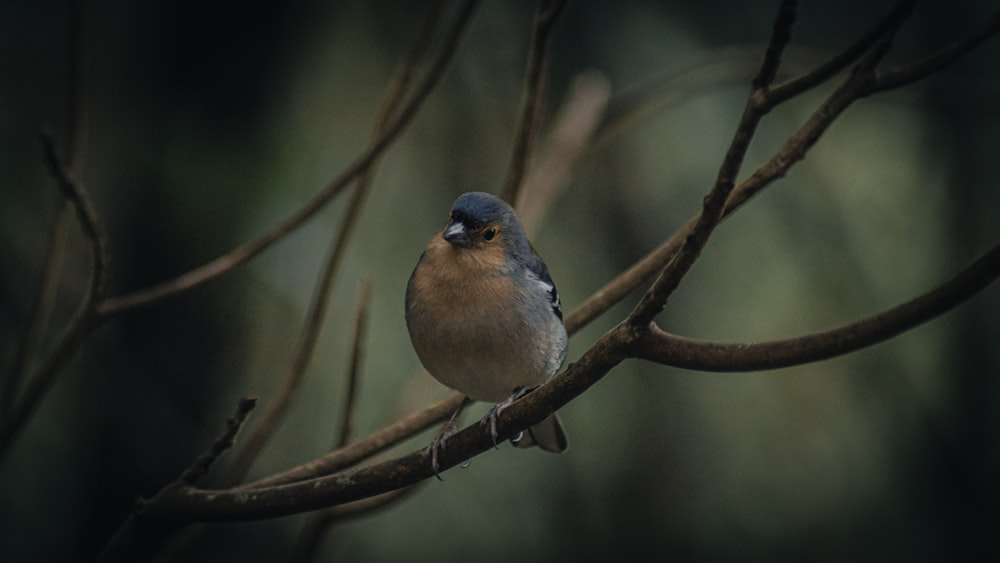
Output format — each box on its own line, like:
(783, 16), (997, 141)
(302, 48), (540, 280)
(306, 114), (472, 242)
(2, 1), (998, 561)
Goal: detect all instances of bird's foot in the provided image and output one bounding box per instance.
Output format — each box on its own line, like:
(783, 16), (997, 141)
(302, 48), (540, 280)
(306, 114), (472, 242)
(431, 402), (471, 479)
(430, 417), (458, 480)
(480, 387), (531, 447)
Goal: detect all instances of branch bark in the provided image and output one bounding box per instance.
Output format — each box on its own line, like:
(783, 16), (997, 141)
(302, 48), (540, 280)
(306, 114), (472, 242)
(630, 243), (1000, 371)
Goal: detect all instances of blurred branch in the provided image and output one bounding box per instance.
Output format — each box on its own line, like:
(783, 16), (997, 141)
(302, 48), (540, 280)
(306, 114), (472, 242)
(289, 486), (420, 563)
(96, 0), (481, 319)
(337, 277), (372, 449)
(517, 70), (611, 234)
(38, 132), (109, 320)
(498, 0), (568, 206)
(2, 0), (90, 424)
(0, 133), (109, 463)
(289, 278), (372, 560)
(3, 200), (70, 416)
(632, 243), (1000, 370)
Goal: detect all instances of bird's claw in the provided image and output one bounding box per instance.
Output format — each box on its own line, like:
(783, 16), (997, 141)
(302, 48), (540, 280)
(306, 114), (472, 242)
(480, 387), (531, 448)
(430, 418), (458, 480)
(481, 403), (505, 448)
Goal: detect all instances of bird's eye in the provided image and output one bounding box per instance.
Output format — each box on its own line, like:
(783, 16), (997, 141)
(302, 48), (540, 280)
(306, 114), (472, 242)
(483, 227), (498, 242)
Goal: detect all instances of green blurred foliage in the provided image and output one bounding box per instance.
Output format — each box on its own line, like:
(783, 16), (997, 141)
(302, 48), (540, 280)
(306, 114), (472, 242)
(1, 1), (998, 562)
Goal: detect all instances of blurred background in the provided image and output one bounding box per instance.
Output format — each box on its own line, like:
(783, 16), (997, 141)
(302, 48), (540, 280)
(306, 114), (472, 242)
(2, 1), (999, 561)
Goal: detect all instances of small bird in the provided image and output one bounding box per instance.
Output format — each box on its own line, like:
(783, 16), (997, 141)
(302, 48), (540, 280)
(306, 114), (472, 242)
(405, 192), (569, 473)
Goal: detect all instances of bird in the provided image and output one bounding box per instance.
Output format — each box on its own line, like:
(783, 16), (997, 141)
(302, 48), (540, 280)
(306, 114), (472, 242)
(405, 191), (569, 474)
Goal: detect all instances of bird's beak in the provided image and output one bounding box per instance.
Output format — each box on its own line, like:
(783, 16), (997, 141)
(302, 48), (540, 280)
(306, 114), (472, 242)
(443, 220), (472, 248)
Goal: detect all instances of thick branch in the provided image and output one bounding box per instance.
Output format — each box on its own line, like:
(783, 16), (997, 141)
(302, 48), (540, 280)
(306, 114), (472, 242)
(631, 243), (1000, 371)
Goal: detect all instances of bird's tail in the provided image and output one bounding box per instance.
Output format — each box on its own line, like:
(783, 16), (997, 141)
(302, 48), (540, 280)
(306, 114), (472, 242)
(512, 412), (568, 453)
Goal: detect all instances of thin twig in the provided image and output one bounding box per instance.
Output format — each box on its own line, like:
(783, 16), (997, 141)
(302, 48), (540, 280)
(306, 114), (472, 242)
(498, 0), (568, 206)
(337, 277), (372, 449)
(238, 391), (464, 490)
(0, 134), (109, 461)
(871, 9), (1000, 93)
(288, 278), (373, 562)
(754, 0), (798, 91)
(768, 0), (916, 105)
(726, 13), (909, 214)
(96, 0), (481, 319)
(66, 0), (89, 174)
(631, 243), (1000, 370)
(39, 132), (109, 306)
(179, 397), (258, 485)
(220, 173), (369, 485)
(3, 200), (70, 416)
(1, 0), (92, 446)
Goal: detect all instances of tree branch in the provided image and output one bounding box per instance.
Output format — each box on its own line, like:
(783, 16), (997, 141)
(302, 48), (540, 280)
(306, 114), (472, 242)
(0, 133), (110, 462)
(499, 0), (568, 206)
(517, 70), (611, 234)
(288, 278), (373, 561)
(3, 200), (70, 416)
(767, 0), (915, 105)
(871, 9), (1000, 93)
(179, 397), (258, 485)
(631, 243), (1000, 371)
